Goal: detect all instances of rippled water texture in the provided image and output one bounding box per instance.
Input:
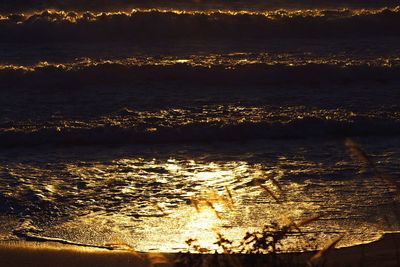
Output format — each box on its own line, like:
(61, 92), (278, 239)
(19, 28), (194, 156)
(0, 139), (399, 251)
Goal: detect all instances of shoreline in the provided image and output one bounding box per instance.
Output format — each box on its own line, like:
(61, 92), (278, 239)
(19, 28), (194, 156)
(0, 232), (399, 267)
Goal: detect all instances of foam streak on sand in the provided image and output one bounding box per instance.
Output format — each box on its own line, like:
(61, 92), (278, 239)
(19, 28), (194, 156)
(0, 233), (399, 267)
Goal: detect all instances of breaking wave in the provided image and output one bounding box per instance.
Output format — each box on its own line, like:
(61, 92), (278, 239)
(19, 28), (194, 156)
(1, 0), (399, 13)
(1, 8), (400, 42)
(1, 117), (400, 147)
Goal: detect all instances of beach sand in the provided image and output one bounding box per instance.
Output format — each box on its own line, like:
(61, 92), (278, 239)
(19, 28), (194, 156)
(0, 233), (399, 267)
(330, 232), (400, 267)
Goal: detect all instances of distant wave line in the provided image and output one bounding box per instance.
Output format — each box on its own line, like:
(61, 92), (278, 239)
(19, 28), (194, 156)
(1, 117), (400, 147)
(0, 0), (399, 13)
(0, 6), (400, 23)
(1, 54), (399, 72)
(2, 7), (400, 22)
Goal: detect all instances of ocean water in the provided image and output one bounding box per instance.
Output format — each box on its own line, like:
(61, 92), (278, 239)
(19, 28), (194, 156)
(0, 1), (399, 252)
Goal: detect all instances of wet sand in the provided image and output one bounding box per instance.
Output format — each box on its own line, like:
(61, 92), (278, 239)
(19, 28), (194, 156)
(0, 233), (399, 267)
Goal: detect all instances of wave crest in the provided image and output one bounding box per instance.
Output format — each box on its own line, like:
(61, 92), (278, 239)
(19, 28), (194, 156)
(1, 1), (399, 13)
(1, 117), (399, 147)
(1, 8), (400, 42)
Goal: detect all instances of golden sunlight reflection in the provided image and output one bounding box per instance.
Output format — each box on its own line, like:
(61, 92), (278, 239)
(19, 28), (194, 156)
(4, 154), (393, 253)
(184, 205), (223, 251)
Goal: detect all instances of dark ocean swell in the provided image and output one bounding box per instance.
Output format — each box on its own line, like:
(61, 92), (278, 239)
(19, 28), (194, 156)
(1, 8), (400, 42)
(1, 63), (400, 88)
(1, 117), (400, 148)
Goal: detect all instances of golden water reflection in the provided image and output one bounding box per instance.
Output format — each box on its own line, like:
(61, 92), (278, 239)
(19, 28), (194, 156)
(3, 154), (395, 252)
